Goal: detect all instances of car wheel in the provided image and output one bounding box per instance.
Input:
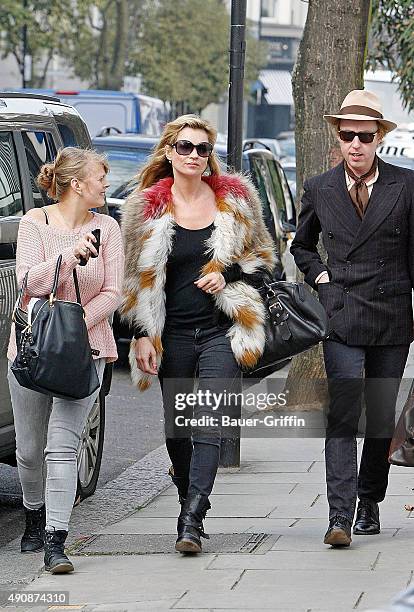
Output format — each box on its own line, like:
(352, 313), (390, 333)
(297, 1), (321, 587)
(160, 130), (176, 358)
(76, 388), (105, 501)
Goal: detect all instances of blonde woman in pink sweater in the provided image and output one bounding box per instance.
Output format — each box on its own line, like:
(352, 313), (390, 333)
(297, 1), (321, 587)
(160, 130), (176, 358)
(7, 147), (123, 574)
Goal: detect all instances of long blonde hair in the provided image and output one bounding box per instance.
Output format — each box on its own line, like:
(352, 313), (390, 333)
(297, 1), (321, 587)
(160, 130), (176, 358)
(138, 114), (221, 189)
(37, 147), (109, 200)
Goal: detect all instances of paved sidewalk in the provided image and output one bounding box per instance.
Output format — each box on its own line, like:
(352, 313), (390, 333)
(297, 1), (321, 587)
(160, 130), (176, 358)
(4, 350), (414, 612)
(5, 433), (414, 612)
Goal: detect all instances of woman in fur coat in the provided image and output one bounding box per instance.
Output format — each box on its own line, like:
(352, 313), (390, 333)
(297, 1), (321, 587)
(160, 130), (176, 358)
(121, 114), (276, 553)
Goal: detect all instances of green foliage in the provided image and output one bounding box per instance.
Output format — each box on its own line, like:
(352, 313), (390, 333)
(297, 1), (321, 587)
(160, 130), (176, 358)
(127, 0), (229, 111)
(128, 0), (265, 113)
(367, 0), (414, 112)
(70, 0), (137, 90)
(0, 0), (75, 87)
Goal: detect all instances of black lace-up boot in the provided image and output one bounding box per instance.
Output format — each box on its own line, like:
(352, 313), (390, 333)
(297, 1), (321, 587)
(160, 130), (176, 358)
(21, 505), (45, 553)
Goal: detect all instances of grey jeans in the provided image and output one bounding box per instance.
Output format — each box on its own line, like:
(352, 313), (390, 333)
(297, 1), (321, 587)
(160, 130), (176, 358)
(7, 359), (105, 531)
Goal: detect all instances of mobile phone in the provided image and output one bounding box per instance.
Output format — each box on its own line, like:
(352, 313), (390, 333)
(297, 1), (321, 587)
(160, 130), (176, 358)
(78, 229), (101, 266)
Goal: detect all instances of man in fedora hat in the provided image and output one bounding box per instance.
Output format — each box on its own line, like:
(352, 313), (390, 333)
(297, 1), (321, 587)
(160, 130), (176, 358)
(291, 90), (414, 547)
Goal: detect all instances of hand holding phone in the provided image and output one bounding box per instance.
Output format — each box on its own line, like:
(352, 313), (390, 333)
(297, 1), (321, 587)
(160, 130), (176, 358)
(78, 229), (101, 266)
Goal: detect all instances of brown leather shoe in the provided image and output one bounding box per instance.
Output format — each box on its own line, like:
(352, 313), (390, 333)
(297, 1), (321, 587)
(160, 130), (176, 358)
(324, 516), (352, 547)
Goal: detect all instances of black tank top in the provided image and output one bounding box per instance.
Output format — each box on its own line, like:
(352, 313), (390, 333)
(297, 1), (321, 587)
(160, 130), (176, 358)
(165, 223), (215, 328)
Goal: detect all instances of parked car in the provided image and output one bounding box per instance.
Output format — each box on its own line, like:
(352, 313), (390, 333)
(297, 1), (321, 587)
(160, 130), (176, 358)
(378, 154), (414, 170)
(92, 133), (159, 223)
(243, 138), (282, 159)
(5, 89), (168, 138)
(276, 131), (296, 162)
(0, 92), (112, 500)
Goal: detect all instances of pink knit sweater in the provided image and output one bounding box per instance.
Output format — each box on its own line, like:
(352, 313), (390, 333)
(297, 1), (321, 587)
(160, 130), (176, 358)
(7, 212), (124, 363)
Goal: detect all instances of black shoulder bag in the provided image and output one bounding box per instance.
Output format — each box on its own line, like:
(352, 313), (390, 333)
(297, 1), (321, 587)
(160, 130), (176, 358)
(249, 278), (329, 373)
(11, 254), (99, 400)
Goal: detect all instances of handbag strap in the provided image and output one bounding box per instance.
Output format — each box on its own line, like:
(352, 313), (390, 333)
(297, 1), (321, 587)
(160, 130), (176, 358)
(14, 255), (82, 312)
(50, 254), (82, 305)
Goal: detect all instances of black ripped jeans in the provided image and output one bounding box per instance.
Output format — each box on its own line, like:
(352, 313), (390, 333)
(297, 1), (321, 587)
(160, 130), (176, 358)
(158, 325), (241, 498)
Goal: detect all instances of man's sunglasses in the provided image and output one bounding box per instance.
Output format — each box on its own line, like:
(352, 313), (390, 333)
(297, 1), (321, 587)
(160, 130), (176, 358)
(172, 140), (213, 158)
(338, 130), (377, 143)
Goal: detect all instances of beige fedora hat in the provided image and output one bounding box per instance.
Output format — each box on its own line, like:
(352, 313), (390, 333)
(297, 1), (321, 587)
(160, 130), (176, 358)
(324, 89), (397, 132)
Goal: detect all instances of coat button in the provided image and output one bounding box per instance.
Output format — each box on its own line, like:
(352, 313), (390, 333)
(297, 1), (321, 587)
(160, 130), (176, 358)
(379, 259), (385, 267)
(346, 260), (351, 265)
(328, 232), (334, 239)
(395, 228), (401, 235)
(344, 287), (350, 293)
(378, 287), (385, 294)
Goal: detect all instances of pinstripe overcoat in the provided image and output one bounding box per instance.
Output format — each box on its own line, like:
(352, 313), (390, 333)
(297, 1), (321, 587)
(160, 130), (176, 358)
(291, 158), (414, 346)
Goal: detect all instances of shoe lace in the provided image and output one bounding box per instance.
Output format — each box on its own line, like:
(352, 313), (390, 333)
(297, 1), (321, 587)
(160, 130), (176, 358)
(332, 515), (350, 530)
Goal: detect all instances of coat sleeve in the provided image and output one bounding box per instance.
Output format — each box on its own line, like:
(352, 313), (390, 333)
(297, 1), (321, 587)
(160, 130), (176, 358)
(290, 179), (329, 289)
(119, 187), (148, 329)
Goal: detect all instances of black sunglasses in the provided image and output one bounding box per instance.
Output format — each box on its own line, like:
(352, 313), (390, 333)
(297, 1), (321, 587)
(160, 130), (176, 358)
(172, 140), (213, 158)
(338, 130), (377, 144)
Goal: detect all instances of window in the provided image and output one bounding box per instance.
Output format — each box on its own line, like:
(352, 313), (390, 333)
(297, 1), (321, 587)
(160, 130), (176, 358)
(0, 132), (23, 217)
(267, 160), (288, 225)
(249, 157), (278, 245)
(22, 131), (56, 207)
(261, 0), (278, 18)
(58, 124), (77, 147)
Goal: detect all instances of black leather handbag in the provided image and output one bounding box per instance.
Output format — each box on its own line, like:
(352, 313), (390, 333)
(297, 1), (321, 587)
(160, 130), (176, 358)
(249, 279), (329, 373)
(11, 254), (99, 400)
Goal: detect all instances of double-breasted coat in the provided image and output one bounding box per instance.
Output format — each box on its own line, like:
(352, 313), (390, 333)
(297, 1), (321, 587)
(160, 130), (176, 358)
(291, 158), (414, 346)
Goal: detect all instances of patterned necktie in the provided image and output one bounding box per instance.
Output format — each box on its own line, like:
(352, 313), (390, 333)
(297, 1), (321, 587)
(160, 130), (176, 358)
(345, 156), (378, 218)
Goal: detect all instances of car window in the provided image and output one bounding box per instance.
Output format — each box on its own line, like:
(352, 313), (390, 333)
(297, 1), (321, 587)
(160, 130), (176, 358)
(22, 131), (57, 207)
(57, 124), (77, 147)
(0, 132), (24, 218)
(94, 145), (152, 196)
(265, 159), (287, 225)
(269, 160), (296, 226)
(249, 157), (279, 244)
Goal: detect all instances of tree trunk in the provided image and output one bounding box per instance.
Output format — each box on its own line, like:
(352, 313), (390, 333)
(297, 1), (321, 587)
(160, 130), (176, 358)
(287, 0), (371, 409)
(108, 0), (128, 90)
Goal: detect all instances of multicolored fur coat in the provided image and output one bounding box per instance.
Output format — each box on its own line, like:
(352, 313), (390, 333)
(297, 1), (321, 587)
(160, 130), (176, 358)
(121, 173), (277, 390)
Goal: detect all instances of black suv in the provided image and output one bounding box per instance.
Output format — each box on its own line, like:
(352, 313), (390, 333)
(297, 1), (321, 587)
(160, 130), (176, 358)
(0, 92), (111, 499)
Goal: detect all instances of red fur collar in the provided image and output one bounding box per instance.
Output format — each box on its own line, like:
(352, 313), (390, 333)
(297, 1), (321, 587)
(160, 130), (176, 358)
(142, 174), (249, 220)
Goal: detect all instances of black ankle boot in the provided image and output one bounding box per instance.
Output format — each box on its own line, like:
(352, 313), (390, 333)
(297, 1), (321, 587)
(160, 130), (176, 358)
(168, 466), (189, 505)
(175, 493), (211, 554)
(21, 505), (45, 553)
(44, 529), (74, 574)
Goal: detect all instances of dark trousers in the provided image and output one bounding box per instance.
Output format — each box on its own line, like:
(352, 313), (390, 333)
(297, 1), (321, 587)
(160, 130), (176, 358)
(323, 340), (409, 521)
(158, 325), (241, 498)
